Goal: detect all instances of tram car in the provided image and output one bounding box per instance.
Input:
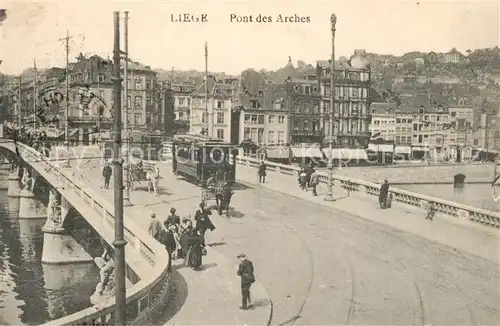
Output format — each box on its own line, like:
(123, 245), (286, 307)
(172, 134), (236, 186)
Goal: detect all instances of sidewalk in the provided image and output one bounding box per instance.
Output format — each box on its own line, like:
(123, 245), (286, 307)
(68, 164), (273, 326)
(236, 165), (500, 264)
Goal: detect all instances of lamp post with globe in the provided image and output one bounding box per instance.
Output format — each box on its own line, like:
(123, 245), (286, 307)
(324, 13), (337, 202)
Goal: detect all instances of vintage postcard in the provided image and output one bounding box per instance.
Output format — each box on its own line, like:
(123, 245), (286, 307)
(0, 0), (499, 325)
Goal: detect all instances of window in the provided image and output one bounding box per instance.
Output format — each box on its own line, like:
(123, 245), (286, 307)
(146, 80), (151, 90)
(244, 114), (251, 123)
(217, 100), (223, 109)
(352, 88), (359, 98)
(395, 136), (401, 143)
(244, 127), (250, 139)
(343, 87), (349, 98)
(250, 128), (258, 142)
(268, 115), (276, 124)
(258, 128), (264, 143)
(413, 124), (418, 131)
(418, 135), (423, 143)
(273, 100), (282, 110)
(451, 112), (457, 117)
(179, 112), (184, 119)
(251, 114), (257, 124)
(146, 97), (152, 106)
(268, 131), (276, 144)
(202, 112), (207, 124)
(278, 116), (285, 124)
(473, 139), (479, 146)
(216, 129), (224, 139)
(134, 96), (142, 108)
(305, 86), (311, 94)
(258, 114), (265, 124)
(134, 113), (142, 125)
(135, 78), (142, 90)
(217, 112), (224, 124)
(178, 97), (185, 106)
(396, 118), (401, 123)
(293, 119), (299, 130)
(277, 131), (285, 144)
(250, 100), (259, 108)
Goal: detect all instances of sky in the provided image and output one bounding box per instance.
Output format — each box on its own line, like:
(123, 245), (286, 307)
(0, 0), (499, 75)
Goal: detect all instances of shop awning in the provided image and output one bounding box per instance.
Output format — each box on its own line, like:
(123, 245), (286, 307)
(395, 146), (411, 154)
(367, 144), (394, 153)
(266, 148), (290, 159)
(291, 147), (323, 158)
(323, 148), (368, 160)
(412, 146), (430, 152)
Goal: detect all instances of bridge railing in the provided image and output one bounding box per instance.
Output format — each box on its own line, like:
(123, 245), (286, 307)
(7, 140), (172, 325)
(234, 155), (500, 229)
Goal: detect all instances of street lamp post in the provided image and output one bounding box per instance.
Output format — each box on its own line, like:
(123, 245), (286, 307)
(123, 11), (132, 207)
(324, 13), (337, 202)
(62, 30), (71, 168)
(112, 11), (127, 325)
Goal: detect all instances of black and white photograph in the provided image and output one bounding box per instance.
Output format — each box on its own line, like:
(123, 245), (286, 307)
(0, 0), (499, 325)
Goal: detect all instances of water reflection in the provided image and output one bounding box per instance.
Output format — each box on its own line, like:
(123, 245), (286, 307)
(0, 190), (100, 325)
(397, 184), (497, 211)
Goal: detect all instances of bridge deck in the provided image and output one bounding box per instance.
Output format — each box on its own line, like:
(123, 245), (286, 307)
(72, 160), (500, 325)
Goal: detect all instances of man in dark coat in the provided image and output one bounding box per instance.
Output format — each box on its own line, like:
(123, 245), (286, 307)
(160, 225), (176, 272)
(379, 180), (390, 209)
(258, 161), (266, 183)
(194, 202), (215, 239)
(102, 163), (112, 189)
(237, 253), (255, 310)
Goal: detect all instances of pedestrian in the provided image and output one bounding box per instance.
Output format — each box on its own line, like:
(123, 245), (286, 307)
(258, 161), (266, 183)
(148, 213), (163, 242)
(165, 207), (181, 228)
(102, 163), (112, 189)
(160, 224), (176, 272)
(379, 180), (390, 209)
(237, 253), (255, 310)
(310, 169), (319, 196)
(194, 202), (216, 239)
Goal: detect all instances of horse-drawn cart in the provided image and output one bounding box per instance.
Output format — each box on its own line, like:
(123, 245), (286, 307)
(125, 160), (157, 190)
(201, 181), (234, 216)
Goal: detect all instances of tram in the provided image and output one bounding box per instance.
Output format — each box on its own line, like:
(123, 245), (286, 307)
(172, 134), (236, 186)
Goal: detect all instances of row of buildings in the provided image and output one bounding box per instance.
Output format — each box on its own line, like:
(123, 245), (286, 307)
(369, 101), (500, 161)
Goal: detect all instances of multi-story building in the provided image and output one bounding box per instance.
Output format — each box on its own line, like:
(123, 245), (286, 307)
(394, 109), (414, 157)
(189, 76), (234, 142)
(441, 48), (465, 64)
(234, 82), (289, 146)
(286, 79), (323, 144)
(316, 49), (372, 149)
(369, 102), (397, 141)
(411, 105), (452, 161)
(170, 83), (194, 121)
(448, 107), (474, 160)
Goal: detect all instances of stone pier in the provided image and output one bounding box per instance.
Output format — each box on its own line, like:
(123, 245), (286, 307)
(41, 188), (93, 264)
(18, 189), (46, 219)
(7, 168), (21, 197)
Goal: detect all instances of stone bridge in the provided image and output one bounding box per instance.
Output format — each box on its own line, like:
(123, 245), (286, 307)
(0, 140), (172, 325)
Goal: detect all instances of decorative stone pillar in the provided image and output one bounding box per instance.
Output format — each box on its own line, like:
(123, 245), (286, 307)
(41, 188), (93, 264)
(7, 167), (21, 197)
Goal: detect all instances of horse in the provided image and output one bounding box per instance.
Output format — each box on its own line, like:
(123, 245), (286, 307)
(215, 183), (234, 216)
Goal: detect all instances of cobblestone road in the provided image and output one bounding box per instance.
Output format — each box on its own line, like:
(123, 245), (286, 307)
(75, 160), (500, 325)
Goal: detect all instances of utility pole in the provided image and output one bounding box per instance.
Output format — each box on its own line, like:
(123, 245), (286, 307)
(324, 13), (337, 202)
(112, 11), (127, 325)
(204, 41), (209, 136)
(123, 11), (132, 207)
(18, 75), (22, 127)
(62, 30), (71, 168)
(33, 59), (37, 130)
(97, 73), (101, 132)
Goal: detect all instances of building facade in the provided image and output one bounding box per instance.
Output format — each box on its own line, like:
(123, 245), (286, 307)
(170, 83), (194, 121)
(411, 105), (453, 161)
(316, 49), (372, 148)
(287, 79), (323, 144)
(189, 76), (234, 143)
(448, 107), (474, 158)
(369, 102), (397, 141)
(233, 81), (289, 147)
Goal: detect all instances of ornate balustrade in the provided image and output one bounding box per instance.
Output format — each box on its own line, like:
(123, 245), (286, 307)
(0, 140), (172, 325)
(234, 155), (500, 229)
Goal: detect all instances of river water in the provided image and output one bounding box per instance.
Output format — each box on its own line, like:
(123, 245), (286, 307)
(0, 189), (100, 325)
(396, 183), (497, 212)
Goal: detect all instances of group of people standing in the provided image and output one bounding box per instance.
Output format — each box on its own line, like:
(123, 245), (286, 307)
(148, 203), (216, 272)
(298, 165), (319, 196)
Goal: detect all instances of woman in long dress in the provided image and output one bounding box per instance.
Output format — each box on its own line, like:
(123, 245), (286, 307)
(187, 229), (205, 270)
